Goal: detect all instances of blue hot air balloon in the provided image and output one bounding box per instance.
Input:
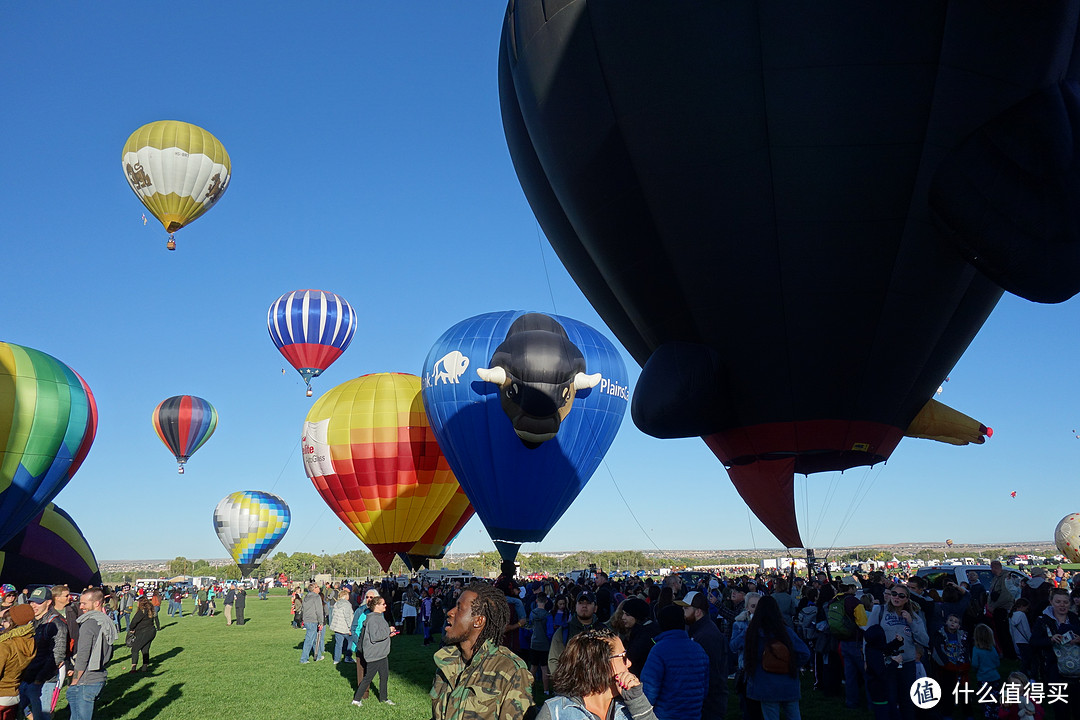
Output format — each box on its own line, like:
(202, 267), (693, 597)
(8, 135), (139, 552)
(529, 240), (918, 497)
(421, 311), (627, 564)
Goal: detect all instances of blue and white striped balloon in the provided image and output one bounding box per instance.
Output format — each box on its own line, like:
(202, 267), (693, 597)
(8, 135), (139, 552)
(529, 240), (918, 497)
(267, 289), (357, 395)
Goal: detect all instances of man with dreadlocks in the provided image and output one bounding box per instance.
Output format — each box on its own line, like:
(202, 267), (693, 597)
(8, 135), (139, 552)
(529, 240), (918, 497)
(431, 581), (535, 719)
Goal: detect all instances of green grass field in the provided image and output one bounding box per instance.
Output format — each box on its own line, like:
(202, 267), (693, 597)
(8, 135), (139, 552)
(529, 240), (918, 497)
(59, 592), (893, 719)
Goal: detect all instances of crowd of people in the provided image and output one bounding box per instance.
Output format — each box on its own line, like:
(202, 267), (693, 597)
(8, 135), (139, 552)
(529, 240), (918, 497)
(287, 561), (1080, 720)
(1, 561), (1079, 719)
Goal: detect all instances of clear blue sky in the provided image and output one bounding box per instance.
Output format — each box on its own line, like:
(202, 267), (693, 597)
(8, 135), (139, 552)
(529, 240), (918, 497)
(2, 4), (1074, 562)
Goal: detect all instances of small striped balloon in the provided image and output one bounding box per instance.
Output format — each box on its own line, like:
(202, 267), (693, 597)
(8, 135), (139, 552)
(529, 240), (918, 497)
(151, 395), (218, 474)
(267, 289), (357, 396)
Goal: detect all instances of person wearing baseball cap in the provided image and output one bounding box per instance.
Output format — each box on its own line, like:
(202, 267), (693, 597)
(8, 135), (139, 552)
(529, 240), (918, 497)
(18, 587), (68, 720)
(677, 591), (728, 720)
(836, 575), (868, 710)
(548, 591), (604, 676)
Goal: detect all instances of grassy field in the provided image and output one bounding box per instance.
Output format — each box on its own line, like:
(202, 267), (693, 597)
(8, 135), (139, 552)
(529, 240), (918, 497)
(58, 591), (885, 719)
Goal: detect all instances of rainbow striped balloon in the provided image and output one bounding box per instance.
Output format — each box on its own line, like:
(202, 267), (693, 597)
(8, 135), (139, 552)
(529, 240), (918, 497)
(0, 343), (98, 548)
(268, 289), (357, 396)
(302, 373), (460, 571)
(0, 503), (101, 589)
(152, 395), (218, 474)
(214, 491), (291, 577)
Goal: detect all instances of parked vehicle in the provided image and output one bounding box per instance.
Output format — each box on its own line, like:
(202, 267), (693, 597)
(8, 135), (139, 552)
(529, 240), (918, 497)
(915, 565), (1027, 599)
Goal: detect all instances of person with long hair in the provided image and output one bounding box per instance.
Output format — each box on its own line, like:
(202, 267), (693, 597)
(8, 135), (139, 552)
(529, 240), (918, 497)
(731, 595), (810, 720)
(126, 596), (157, 672)
(351, 596), (394, 707)
(864, 582), (928, 720)
(537, 626), (658, 720)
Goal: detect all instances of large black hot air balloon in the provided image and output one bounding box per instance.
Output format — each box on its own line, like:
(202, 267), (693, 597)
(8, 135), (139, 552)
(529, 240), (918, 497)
(499, 2), (1080, 547)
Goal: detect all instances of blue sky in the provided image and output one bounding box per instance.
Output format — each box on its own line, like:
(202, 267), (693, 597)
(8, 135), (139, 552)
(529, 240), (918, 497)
(2, 4), (1075, 562)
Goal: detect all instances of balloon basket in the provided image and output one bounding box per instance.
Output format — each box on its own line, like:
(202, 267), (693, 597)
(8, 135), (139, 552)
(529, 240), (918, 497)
(177, 465), (185, 475)
(166, 235), (176, 251)
(306, 387), (313, 398)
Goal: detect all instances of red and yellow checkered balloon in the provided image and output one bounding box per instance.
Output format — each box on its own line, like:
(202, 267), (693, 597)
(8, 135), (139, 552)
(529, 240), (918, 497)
(302, 373), (460, 571)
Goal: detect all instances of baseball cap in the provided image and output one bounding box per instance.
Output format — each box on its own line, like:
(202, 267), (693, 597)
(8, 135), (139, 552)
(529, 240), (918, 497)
(576, 591), (596, 604)
(0, 584), (14, 596)
(28, 587), (50, 604)
(8, 605), (34, 626)
(675, 590), (708, 611)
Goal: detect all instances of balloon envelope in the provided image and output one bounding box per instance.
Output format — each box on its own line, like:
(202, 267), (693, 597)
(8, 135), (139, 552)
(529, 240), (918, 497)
(302, 373), (461, 572)
(213, 491), (291, 577)
(0, 342), (97, 548)
(421, 311), (627, 562)
(122, 120), (231, 240)
(267, 290), (357, 393)
(499, 2), (1080, 547)
(0, 503), (101, 590)
(1056, 513), (1080, 563)
(405, 485), (474, 561)
(152, 395), (218, 473)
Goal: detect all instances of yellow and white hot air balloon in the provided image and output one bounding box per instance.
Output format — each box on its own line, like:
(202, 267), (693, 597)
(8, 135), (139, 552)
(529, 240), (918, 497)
(122, 120), (231, 250)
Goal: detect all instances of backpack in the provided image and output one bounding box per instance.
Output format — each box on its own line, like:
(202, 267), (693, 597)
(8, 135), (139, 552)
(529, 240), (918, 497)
(827, 599), (856, 640)
(762, 638), (791, 674)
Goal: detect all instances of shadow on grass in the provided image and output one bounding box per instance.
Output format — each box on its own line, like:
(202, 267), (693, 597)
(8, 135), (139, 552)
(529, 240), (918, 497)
(132, 682), (183, 720)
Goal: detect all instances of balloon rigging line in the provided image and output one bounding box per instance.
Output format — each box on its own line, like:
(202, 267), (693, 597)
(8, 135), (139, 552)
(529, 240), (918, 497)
(601, 458), (664, 553)
(288, 505), (330, 557)
(268, 438), (301, 493)
(827, 463), (885, 553)
(536, 222), (560, 314)
(747, 508), (757, 550)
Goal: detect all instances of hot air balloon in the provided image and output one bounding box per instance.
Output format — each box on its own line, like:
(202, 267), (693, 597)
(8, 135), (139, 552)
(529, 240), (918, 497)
(0, 503), (101, 590)
(268, 290), (357, 397)
(1056, 514), (1080, 563)
(421, 311), (627, 566)
(498, 3), (1079, 548)
(302, 373), (461, 572)
(945, 539), (953, 548)
(122, 120), (231, 250)
(152, 395), (217, 474)
(213, 491), (291, 577)
(0, 343), (97, 548)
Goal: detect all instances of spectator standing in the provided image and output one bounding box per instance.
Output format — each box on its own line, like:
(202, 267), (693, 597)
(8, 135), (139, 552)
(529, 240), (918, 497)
(352, 596), (395, 707)
(677, 591), (728, 720)
(67, 588), (116, 720)
(732, 595), (811, 720)
(328, 589), (354, 664)
(549, 591), (605, 676)
(641, 604), (709, 720)
(126, 596), (157, 672)
(299, 583), (325, 664)
(430, 581), (534, 719)
(988, 561), (1017, 660)
(19, 586), (67, 720)
(234, 586), (246, 625)
(0, 606), (35, 720)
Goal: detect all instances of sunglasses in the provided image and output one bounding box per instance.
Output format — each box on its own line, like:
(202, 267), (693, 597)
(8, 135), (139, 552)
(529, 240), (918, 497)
(609, 651), (628, 661)
(889, 592), (908, 599)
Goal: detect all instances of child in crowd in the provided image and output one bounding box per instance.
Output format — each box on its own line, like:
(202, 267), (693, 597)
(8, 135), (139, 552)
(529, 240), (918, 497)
(997, 671), (1043, 720)
(972, 623), (1002, 697)
(932, 613), (971, 720)
(1009, 599), (1033, 676)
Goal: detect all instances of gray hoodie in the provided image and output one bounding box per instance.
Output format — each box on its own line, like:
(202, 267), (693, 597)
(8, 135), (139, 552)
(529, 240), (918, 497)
(75, 611), (117, 685)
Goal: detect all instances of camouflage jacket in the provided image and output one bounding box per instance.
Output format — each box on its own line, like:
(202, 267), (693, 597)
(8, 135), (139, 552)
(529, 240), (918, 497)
(431, 639), (534, 720)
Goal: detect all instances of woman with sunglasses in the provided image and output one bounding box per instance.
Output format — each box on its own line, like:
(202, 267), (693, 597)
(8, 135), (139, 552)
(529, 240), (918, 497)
(865, 583), (928, 720)
(537, 626), (658, 720)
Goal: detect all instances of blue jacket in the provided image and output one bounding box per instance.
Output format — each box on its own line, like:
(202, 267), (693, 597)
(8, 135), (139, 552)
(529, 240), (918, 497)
(536, 684), (658, 720)
(730, 627), (811, 702)
(641, 629), (709, 720)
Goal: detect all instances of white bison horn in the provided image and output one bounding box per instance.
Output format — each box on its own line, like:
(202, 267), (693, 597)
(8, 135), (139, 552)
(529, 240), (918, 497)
(573, 372), (601, 390)
(476, 366), (509, 386)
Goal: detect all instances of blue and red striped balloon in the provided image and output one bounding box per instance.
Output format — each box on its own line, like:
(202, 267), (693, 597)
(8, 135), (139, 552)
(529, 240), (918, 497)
(151, 395), (218, 474)
(267, 290), (357, 396)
